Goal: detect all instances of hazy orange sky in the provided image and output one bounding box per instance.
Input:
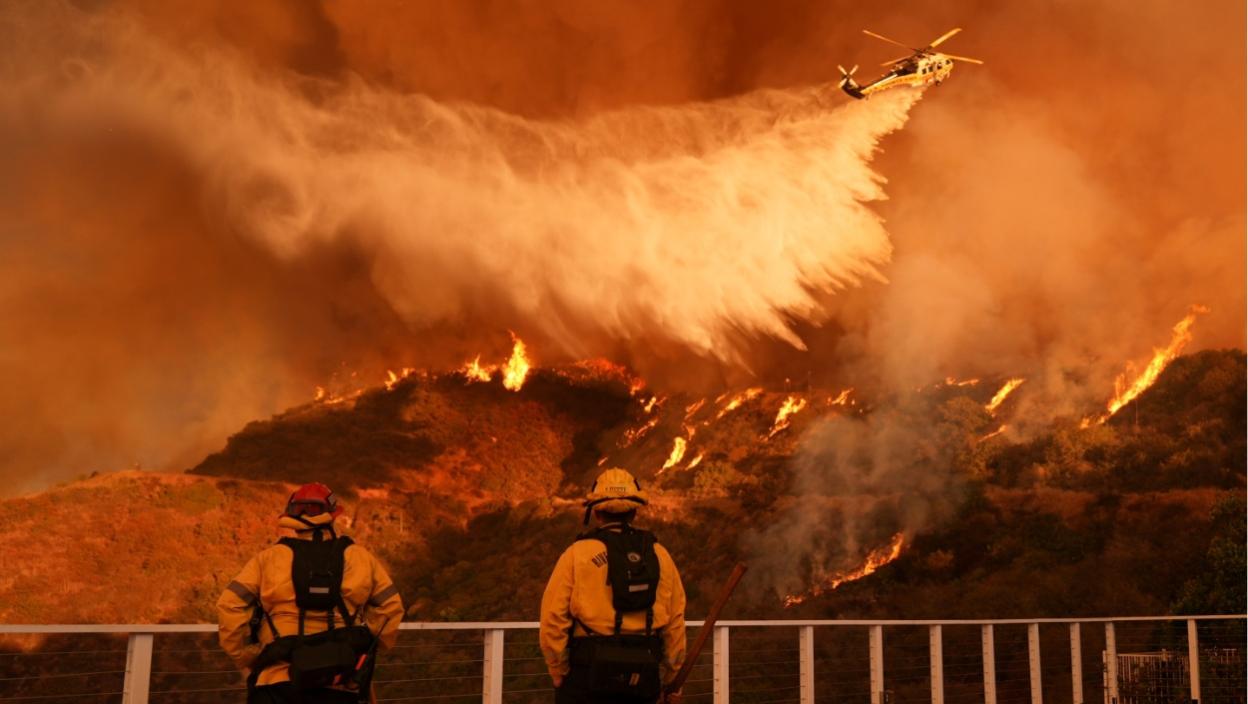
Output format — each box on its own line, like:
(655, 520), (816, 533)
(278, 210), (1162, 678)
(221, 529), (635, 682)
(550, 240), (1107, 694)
(0, 0), (1243, 492)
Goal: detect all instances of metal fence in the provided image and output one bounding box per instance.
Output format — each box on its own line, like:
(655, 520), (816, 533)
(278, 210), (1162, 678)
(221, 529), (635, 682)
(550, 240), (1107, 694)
(0, 616), (1243, 704)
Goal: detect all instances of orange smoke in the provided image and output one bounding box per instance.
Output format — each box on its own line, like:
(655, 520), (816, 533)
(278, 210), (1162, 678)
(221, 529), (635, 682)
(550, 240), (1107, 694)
(784, 532), (906, 607)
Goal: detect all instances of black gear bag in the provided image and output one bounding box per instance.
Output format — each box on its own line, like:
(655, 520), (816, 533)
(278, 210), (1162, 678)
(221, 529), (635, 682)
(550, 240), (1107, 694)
(569, 526), (664, 700)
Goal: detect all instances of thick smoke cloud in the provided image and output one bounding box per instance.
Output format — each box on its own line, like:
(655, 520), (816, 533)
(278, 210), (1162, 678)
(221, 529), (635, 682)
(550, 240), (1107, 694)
(0, 0), (1243, 500)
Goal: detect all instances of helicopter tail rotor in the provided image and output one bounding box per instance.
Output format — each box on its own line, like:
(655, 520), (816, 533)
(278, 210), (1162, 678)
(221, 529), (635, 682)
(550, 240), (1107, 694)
(837, 64), (859, 88)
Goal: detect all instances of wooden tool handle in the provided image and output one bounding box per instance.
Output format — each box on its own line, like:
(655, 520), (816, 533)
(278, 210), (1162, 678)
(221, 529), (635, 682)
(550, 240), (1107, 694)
(665, 563), (748, 695)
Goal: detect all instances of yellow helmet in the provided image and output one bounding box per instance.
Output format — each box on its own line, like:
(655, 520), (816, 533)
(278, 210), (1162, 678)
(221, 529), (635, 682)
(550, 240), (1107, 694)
(583, 468), (648, 523)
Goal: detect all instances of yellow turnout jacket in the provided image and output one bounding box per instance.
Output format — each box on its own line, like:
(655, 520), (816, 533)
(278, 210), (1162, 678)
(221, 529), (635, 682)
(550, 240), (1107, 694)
(217, 514), (404, 689)
(539, 523), (687, 684)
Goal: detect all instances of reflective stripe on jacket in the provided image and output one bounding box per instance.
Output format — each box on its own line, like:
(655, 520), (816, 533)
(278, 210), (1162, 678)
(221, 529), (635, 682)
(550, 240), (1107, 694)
(216, 515), (404, 688)
(539, 525), (687, 684)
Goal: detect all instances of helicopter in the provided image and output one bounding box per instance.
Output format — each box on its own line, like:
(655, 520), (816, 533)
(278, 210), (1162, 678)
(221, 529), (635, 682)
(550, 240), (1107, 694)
(838, 28), (983, 99)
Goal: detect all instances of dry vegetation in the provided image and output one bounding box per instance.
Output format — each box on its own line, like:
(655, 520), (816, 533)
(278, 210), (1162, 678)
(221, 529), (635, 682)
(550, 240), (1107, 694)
(0, 351), (1243, 625)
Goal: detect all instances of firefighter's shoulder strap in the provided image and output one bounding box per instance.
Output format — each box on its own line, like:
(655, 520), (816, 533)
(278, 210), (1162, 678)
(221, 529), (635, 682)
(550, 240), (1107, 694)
(578, 526), (661, 635)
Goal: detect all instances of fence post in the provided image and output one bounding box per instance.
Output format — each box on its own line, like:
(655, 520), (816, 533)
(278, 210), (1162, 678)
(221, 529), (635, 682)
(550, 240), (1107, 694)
(483, 628), (504, 704)
(982, 624), (997, 704)
(1028, 623), (1043, 704)
(1187, 619), (1201, 704)
(1071, 622), (1084, 704)
(713, 625), (730, 704)
(870, 625), (884, 704)
(930, 625), (944, 704)
(122, 632), (153, 704)
(800, 625), (815, 704)
(1104, 622), (1118, 704)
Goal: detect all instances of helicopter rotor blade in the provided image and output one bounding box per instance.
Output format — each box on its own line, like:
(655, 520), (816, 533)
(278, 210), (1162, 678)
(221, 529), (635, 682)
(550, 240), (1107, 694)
(862, 29), (915, 51)
(926, 28), (962, 49)
(944, 53), (984, 65)
(880, 54), (912, 66)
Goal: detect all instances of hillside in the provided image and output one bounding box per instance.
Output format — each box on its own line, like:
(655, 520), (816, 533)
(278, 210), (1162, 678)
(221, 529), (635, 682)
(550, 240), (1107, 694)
(0, 350), (1243, 625)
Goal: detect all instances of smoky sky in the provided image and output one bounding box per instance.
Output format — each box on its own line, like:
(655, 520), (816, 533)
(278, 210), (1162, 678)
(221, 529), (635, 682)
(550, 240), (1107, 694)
(0, 0), (1242, 494)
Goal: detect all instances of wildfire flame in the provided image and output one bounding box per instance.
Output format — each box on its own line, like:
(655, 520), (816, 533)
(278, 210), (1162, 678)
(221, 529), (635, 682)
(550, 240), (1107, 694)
(643, 396), (661, 414)
(620, 416), (660, 447)
(459, 335), (531, 391)
(979, 424), (1008, 442)
(767, 395), (808, 438)
(683, 399), (706, 421)
(945, 377), (980, 387)
(716, 387), (763, 419)
(659, 437), (688, 473)
(1091, 305), (1209, 425)
(828, 388), (854, 406)
(501, 337), (530, 391)
(462, 355), (493, 383)
(985, 378), (1025, 415)
(784, 533), (906, 608)
(687, 453), (705, 469)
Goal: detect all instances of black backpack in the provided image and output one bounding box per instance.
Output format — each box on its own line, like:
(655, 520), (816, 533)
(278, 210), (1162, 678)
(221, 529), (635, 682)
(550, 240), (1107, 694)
(248, 535), (376, 695)
(569, 526), (665, 700)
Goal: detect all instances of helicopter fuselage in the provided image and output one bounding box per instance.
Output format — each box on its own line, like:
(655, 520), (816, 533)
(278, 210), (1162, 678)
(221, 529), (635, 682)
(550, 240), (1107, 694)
(842, 52), (956, 99)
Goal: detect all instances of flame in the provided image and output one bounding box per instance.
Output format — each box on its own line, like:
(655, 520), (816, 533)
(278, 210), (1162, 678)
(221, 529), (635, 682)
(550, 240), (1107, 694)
(314, 386), (326, 401)
(620, 416), (660, 447)
(461, 355), (494, 383)
(683, 399), (706, 421)
(979, 424), (1008, 441)
(767, 395), (808, 438)
(501, 336), (531, 391)
(1091, 305), (1209, 424)
(784, 533), (905, 607)
(828, 388), (854, 406)
(687, 453), (705, 469)
(715, 387), (763, 419)
(659, 437), (688, 473)
(945, 377), (980, 387)
(985, 378), (1025, 415)
(643, 396), (661, 414)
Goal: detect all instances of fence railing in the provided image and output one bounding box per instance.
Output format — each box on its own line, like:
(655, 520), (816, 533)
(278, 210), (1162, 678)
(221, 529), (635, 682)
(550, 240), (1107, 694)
(0, 616), (1243, 704)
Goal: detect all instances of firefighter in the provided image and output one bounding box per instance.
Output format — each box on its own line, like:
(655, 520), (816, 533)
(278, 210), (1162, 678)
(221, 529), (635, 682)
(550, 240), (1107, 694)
(217, 483), (404, 704)
(540, 468), (687, 704)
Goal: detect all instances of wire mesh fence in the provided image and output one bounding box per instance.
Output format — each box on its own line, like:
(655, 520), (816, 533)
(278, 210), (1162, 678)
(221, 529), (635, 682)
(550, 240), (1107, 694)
(0, 634), (127, 703)
(0, 617), (1242, 703)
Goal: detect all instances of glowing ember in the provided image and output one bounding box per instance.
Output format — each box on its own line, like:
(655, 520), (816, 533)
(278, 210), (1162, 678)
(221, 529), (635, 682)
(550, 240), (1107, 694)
(501, 336), (531, 391)
(985, 378), (1025, 415)
(767, 395), (808, 438)
(716, 387), (763, 419)
(462, 355), (493, 383)
(783, 533), (905, 607)
(659, 437), (688, 473)
(1091, 305), (1209, 425)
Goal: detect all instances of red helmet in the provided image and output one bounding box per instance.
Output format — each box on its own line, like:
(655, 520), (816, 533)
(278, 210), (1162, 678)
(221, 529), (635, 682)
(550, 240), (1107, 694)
(284, 483), (343, 519)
